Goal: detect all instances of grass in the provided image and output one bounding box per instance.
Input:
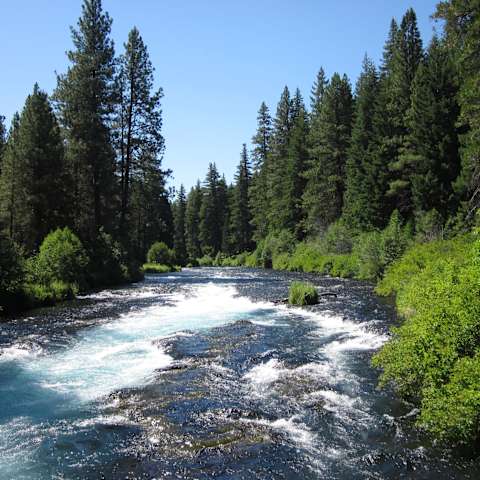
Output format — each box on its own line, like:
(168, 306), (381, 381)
(288, 281), (319, 306)
(142, 263), (180, 274)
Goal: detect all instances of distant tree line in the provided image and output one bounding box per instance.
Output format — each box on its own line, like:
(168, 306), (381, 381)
(172, 3), (479, 265)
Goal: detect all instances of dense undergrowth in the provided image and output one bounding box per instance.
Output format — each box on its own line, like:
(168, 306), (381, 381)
(373, 234), (480, 446)
(0, 227), (142, 314)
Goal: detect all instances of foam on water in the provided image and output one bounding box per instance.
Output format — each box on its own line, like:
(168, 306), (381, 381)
(10, 283), (272, 402)
(0, 282), (276, 477)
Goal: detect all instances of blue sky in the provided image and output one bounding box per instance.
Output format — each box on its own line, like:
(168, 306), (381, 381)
(1, 0), (439, 191)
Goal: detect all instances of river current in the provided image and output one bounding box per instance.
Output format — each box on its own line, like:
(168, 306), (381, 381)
(0, 268), (478, 479)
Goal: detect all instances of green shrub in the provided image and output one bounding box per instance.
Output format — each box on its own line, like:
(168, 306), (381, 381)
(372, 234), (480, 445)
(330, 253), (359, 278)
(24, 280), (77, 306)
(288, 281), (319, 306)
(321, 220), (355, 254)
(198, 254), (214, 266)
(87, 228), (131, 287)
(380, 210), (412, 268)
(353, 231), (384, 280)
(261, 230), (296, 268)
(376, 235), (471, 298)
(142, 263), (178, 274)
(147, 241), (175, 266)
(28, 227), (89, 287)
(415, 209), (444, 243)
(245, 250), (261, 267)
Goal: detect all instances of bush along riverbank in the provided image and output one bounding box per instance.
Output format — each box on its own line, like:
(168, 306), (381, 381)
(143, 241), (181, 273)
(207, 222), (480, 449)
(0, 227), (144, 315)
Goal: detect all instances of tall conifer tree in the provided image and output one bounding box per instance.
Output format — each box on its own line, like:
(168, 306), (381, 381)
(303, 73), (353, 234)
(385, 8), (424, 216)
(199, 163), (223, 254)
(249, 102), (272, 241)
(232, 144), (253, 252)
(267, 86), (292, 231)
(0, 114), (26, 243)
(185, 181), (202, 261)
(173, 185), (187, 265)
(54, 0), (117, 241)
(116, 27), (165, 235)
(343, 56), (380, 230)
(403, 37), (460, 219)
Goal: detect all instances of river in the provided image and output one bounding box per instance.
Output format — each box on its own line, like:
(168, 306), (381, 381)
(0, 267), (478, 479)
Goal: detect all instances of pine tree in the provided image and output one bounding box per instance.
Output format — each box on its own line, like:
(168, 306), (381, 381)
(221, 183), (235, 255)
(267, 86), (292, 231)
(173, 184), (187, 265)
(0, 114), (27, 243)
(369, 19), (402, 227)
(403, 37), (460, 219)
(116, 27), (165, 235)
(231, 144), (252, 252)
(343, 56), (380, 230)
(14, 84), (66, 252)
(249, 102), (272, 241)
(385, 8), (424, 216)
(303, 73), (353, 234)
(435, 0), (480, 219)
(129, 157), (173, 260)
(199, 163), (223, 254)
(310, 67), (328, 117)
(185, 181), (202, 261)
(286, 91), (309, 238)
(54, 0), (117, 241)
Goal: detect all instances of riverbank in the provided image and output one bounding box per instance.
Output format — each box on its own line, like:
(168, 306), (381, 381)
(210, 232), (480, 449)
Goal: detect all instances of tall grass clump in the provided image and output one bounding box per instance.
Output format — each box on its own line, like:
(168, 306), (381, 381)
(288, 281), (319, 306)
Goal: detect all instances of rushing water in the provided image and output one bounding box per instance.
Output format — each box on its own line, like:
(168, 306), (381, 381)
(0, 268), (478, 479)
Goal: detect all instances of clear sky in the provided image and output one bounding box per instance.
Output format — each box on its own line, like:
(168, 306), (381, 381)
(1, 0), (439, 191)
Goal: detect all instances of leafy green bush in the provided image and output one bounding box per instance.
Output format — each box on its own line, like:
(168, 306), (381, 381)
(147, 241), (175, 266)
(288, 281), (319, 306)
(415, 209), (444, 243)
(353, 231), (384, 280)
(330, 253), (359, 278)
(27, 227), (89, 288)
(376, 235), (471, 298)
(261, 230), (296, 268)
(373, 234), (480, 445)
(198, 254), (214, 266)
(24, 280), (77, 305)
(380, 210), (412, 267)
(87, 229), (131, 287)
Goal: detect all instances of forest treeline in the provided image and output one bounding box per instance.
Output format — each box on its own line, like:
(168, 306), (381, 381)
(172, 4), (478, 273)
(0, 0), (173, 309)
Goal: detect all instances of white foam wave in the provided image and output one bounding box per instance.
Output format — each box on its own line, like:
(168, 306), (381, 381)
(12, 283), (274, 402)
(0, 343), (43, 362)
(242, 415), (315, 448)
(243, 359), (285, 387)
